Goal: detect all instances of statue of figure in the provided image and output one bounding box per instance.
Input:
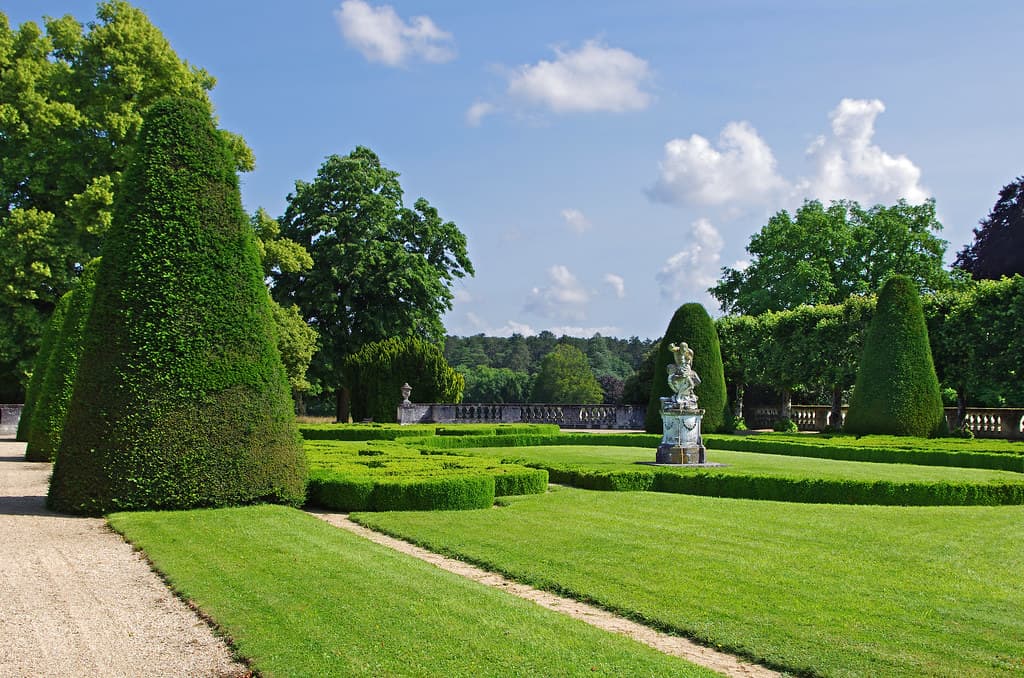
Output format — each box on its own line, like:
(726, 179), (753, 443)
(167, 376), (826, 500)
(666, 342), (700, 409)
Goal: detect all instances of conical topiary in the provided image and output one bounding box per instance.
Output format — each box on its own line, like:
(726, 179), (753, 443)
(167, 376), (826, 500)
(25, 258), (101, 462)
(844, 275), (946, 437)
(48, 97), (306, 515)
(16, 294), (71, 444)
(645, 303), (728, 434)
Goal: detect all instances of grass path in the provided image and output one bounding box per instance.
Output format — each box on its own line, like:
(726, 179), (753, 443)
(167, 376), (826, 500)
(310, 510), (780, 678)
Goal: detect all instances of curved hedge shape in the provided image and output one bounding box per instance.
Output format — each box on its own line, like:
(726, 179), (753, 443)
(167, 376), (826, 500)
(645, 303), (728, 434)
(16, 293), (70, 444)
(308, 472), (496, 512)
(845, 276), (946, 437)
(25, 259), (101, 462)
(343, 336), (464, 423)
(48, 97), (306, 515)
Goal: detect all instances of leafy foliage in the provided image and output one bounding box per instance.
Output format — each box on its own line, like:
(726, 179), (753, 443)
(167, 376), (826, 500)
(457, 364), (532, 403)
(14, 291), (70, 442)
(343, 336), (464, 423)
(955, 176), (1024, 279)
(274, 147), (473, 420)
(844, 276), (945, 437)
(48, 97), (305, 515)
(0, 2), (246, 396)
(711, 199), (952, 316)
(645, 303), (728, 433)
(530, 344), (604, 404)
(24, 258), (100, 461)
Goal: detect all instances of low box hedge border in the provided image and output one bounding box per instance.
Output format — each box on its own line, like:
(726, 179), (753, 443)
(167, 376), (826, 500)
(538, 464), (1024, 506)
(704, 435), (1024, 473)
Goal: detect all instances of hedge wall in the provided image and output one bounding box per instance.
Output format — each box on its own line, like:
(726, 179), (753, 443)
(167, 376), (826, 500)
(25, 258), (100, 462)
(15, 293), (70, 444)
(48, 97), (306, 514)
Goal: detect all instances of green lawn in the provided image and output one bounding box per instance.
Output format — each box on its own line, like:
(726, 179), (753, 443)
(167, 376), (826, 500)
(109, 505), (717, 678)
(356, 488), (1024, 677)
(471, 444), (1024, 484)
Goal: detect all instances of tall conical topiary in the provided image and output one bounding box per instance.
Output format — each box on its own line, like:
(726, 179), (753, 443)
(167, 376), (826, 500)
(16, 294), (71, 444)
(645, 303), (728, 434)
(25, 259), (101, 462)
(844, 275), (946, 437)
(48, 97), (306, 514)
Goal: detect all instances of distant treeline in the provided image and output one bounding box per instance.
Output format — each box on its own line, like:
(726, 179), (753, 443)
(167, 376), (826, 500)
(444, 332), (657, 404)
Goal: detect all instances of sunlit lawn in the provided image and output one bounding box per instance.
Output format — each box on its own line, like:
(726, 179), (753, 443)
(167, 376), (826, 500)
(356, 487), (1024, 677)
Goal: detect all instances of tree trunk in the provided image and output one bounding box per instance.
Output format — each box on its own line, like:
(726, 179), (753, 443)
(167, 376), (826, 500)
(830, 384), (844, 431)
(733, 382), (745, 420)
(294, 390), (306, 417)
(335, 387), (351, 423)
(780, 387), (791, 420)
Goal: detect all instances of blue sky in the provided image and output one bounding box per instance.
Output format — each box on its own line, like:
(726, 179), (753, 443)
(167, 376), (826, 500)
(8, 1), (1024, 339)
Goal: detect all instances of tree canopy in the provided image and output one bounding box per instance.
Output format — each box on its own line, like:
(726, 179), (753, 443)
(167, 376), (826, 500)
(0, 1), (249, 399)
(531, 344), (604, 404)
(710, 199), (952, 316)
(954, 176), (1024, 280)
(273, 146), (473, 420)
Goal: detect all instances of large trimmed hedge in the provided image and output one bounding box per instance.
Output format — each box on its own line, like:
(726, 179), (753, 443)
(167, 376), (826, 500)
(645, 303), (728, 433)
(25, 259), (100, 462)
(343, 336), (463, 423)
(844, 276), (946, 437)
(48, 97), (306, 514)
(15, 293), (70, 444)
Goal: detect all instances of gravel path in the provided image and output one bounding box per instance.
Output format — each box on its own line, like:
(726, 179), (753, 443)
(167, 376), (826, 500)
(0, 439), (246, 678)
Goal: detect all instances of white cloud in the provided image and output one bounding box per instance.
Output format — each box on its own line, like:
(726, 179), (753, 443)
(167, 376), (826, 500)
(545, 325), (622, 337)
(560, 208), (591, 234)
(506, 39), (652, 114)
(452, 287), (474, 304)
(524, 264), (590, 320)
(797, 98), (929, 205)
(656, 218), (724, 304)
(603, 273), (625, 299)
(334, 0), (455, 66)
(465, 101), (496, 127)
(649, 121), (787, 206)
(464, 312), (536, 337)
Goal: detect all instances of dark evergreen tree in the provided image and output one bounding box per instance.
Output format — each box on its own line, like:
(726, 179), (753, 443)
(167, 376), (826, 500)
(25, 258), (100, 461)
(48, 97), (306, 514)
(645, 304), (728, 434)
(844, 276), (946, 437)
(955, 176), (1024, 280)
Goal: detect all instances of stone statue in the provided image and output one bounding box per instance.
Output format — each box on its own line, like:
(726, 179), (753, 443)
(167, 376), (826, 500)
(666, 342), (700, 410)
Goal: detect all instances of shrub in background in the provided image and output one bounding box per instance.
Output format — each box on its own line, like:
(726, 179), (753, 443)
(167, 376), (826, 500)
(844, 276), (946, 437)
(645, 303), (728, 433)
(344, 336), (463, 423)
(48, 97), (306, 514)
(25, 259), (100, 461)
(15, 294), (70, 444)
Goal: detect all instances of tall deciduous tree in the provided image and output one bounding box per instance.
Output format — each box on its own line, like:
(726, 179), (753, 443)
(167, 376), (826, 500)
(711, 199), (951, 316)
(273, 147), (473, 421)
(0, 2), (249, 398)
(954, 176), (1024, 280)
(531, 344), (603, 404)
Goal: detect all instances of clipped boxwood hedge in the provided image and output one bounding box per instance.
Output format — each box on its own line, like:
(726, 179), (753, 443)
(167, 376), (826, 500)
(16, 292), (71, 445)
(308, 472), (496, 512)
(298, 423), (561, 442)
(704, 435), (1024, 473)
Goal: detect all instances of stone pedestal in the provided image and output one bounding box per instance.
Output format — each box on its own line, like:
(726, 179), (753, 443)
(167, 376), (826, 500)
(657, 399), (705, 465)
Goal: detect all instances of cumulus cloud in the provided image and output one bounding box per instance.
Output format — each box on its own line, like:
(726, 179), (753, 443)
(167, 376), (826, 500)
(656, 218), (724, 303)
(560, 208), (591, 233)
(465, 101), (496, 127)
(524, 264), (590, 320)
(465, 312), (535, 337)
(505, 39), (652, 114)
(603, 273), (625, 299)
(798, 98), (929, 205)
(334, 0), (455, 66)
(649, 121), (787, 206)
(546, 324), (622, 337)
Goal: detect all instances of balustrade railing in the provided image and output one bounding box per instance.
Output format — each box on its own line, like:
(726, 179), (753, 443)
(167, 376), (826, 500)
(747, 404), (1024, 440)
(400, 402), (646, 430)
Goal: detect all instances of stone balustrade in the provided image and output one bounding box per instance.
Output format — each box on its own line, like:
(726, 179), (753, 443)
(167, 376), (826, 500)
(0, 404), (23, 436)
(747, 404), (1024, 440)
(398, 402), (646, 430)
